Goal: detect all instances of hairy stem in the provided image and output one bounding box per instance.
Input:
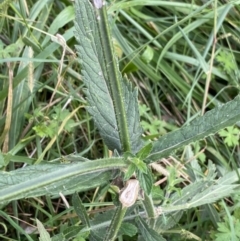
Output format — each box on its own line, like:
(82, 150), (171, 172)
(104, 205), (127, 241)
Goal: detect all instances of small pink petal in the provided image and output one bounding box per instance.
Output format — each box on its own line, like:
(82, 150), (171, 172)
(93, 0), (103, 9)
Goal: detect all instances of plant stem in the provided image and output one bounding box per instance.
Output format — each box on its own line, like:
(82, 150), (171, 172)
(142, 193), (156, 228)
(96, 4), (131, 153)
(104, 205), (127, 241)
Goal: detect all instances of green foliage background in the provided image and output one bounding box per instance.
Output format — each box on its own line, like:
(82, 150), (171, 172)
(0, 0), (240, 240)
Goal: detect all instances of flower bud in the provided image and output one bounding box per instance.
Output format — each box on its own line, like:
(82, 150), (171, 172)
(119, 179), (139, 208)
(93, 0), (103, 9)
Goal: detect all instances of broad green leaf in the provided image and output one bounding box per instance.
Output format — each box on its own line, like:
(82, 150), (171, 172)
(137, 217), (166, 241)
(132, 158), (148, 173)
(147, 94), (240, 163)
(0, 157), (126, 205)
(119, 222), (138, 237)
(74, 0), (120, 152)
(74, 0), (143, 153)
(37, 219), (52, 241)
(137, 168), (153, 195)
(215, 216), (240, 241)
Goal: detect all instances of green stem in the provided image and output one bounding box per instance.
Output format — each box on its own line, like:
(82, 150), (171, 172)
(104, 205), (127, 241)
(142, 193), (156, 228)
(96, 4), (131, 153)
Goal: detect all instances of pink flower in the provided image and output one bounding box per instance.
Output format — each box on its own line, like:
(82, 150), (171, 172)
(93, 0), (103, 9)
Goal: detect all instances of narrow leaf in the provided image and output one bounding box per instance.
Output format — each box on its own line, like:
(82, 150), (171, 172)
(0, 157), (126, 205)
(178, 25), (208, 73)
(147, 94), (240, 162)
(72, 193), (90, 227)
(158, 178), (239, 214)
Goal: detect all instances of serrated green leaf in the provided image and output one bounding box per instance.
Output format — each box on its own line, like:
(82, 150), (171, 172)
(215, 216), (240, 241)
(119, 222), (138, 237)
(219, 126), (239, 147)
(33, 124), (54, 138)
(215, 233), (231, 241)
(123, 78), (145, 153)
(75, 0), (121, 152)
(148, 94), (240, 163)
(136, 142), (153, 160)
(137, 168), (153, 195)
(132, 158), (148, 173)
(74, 0), (143, 153)
(124, 163), (137, 180)
(36, 219), (52, 241)
(137, 217), (166, 241)
(0, 156), (126, 205)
